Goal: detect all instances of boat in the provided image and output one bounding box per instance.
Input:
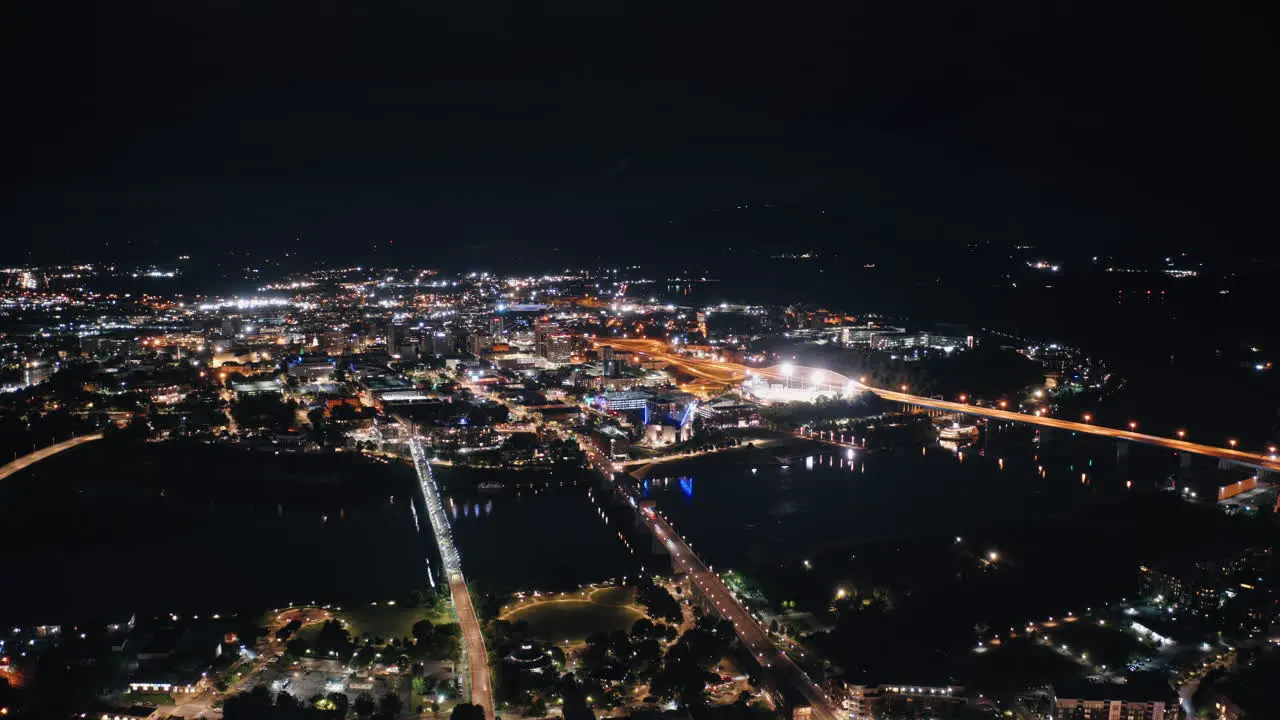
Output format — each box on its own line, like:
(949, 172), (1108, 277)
(939, 422), (979, 441)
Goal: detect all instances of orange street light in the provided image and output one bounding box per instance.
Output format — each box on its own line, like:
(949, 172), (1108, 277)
(1128, 421), (1138, 431)
(900, 384), (909, 392)
(998, 400), (1008, 409)
(1269, 445), (1278, 455)
(1177, 429), (1186, 439)
(958, 394), (968, 403)
(1228, 438), (1238, 448)
(1082, 414), (1092, 423)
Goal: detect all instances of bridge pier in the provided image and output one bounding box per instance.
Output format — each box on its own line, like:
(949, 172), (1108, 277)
(1116, 439), (1131, 465)
(1178, 452), (1194, 477)
(1258, 469), (1272, 483)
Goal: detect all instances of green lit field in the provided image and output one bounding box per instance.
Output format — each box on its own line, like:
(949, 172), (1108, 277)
(502, 586), (645, 642)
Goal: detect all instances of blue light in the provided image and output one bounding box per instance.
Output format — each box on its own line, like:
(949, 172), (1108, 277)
(679, 476), (694, 498)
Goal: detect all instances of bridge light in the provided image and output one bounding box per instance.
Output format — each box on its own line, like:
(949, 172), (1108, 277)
(900, 384), (908, 392)
(998, 400), (1008, 409)
(780, 363), (794, 378)
(958, 394), (967, 402)
(1228, 438), (1238, 448)
(1128, 421), (1138, 431)
(1177, 429), (1186, 439)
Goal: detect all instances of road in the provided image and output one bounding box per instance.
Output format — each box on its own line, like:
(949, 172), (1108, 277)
(0, 434), (103, 482)
(598, 338), (1280, 472)
(639, 504), (838, 720)
(569, 416), (837, 719)
(869, 388), (1280, 472)
(450, 572), (493, 720)
(404, 428), (493, 720)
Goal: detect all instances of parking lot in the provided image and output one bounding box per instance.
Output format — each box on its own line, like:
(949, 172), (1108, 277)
(245, 657), (406, 709)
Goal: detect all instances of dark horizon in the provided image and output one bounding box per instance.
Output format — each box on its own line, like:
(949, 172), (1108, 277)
(2, 2), (1276, 267)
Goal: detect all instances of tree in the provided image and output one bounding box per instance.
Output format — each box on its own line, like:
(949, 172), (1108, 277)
(353, 692), (377, 718)
(548, 645), (566, 665)
(326, 692), (350, 717)
(375, 693), (402, 720)
(222, 686), (274, 720)
(451, 703), (487, 720)
(331, 403), (361, 422)
(275, 692), (301, 714)
(635, 580), (682, 623)
(412, 619), (435, 645)
(630, 618), (655, 639)
(231, 394), (298, 430)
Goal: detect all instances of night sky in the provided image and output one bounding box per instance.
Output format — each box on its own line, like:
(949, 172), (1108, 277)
(1, 1), (1274, 267)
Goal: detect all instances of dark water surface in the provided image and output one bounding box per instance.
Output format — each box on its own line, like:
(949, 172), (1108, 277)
(641, 426), (1183, 572)
(0, 441), (430, 625)
(442, 469), (642, 594)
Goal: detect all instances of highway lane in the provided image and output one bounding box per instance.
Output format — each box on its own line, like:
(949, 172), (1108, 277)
(640, 507), (838, 720)
(450, 572), (493, 720)
(0, 433), (103, 482)
(568, 405), (837, 718)
(405, 431), (494, 720)
(868, 388), (1280, 472)
(596, 338), (1280, 472)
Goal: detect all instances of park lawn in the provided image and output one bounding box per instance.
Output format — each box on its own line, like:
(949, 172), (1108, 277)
(589, 586), (636, 607)
(290, 621), (326, 649)
(342, 603), (456, 643)
(966, 638), (1085, 695)
(1044, 620), (1150, 669)
(505, 599), (645, 643)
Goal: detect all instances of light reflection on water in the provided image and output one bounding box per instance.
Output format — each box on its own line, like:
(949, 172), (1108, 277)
(643, 432), (1175, 571)
(447, 486), (642, 592)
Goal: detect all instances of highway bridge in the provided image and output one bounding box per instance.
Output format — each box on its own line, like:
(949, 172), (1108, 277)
(403, 424), (493, 720)
(0, 434), (103, 483)
(574, 429), (838, 720)
(640, 503), (839, 720)
(597, 338), (1280, 473)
